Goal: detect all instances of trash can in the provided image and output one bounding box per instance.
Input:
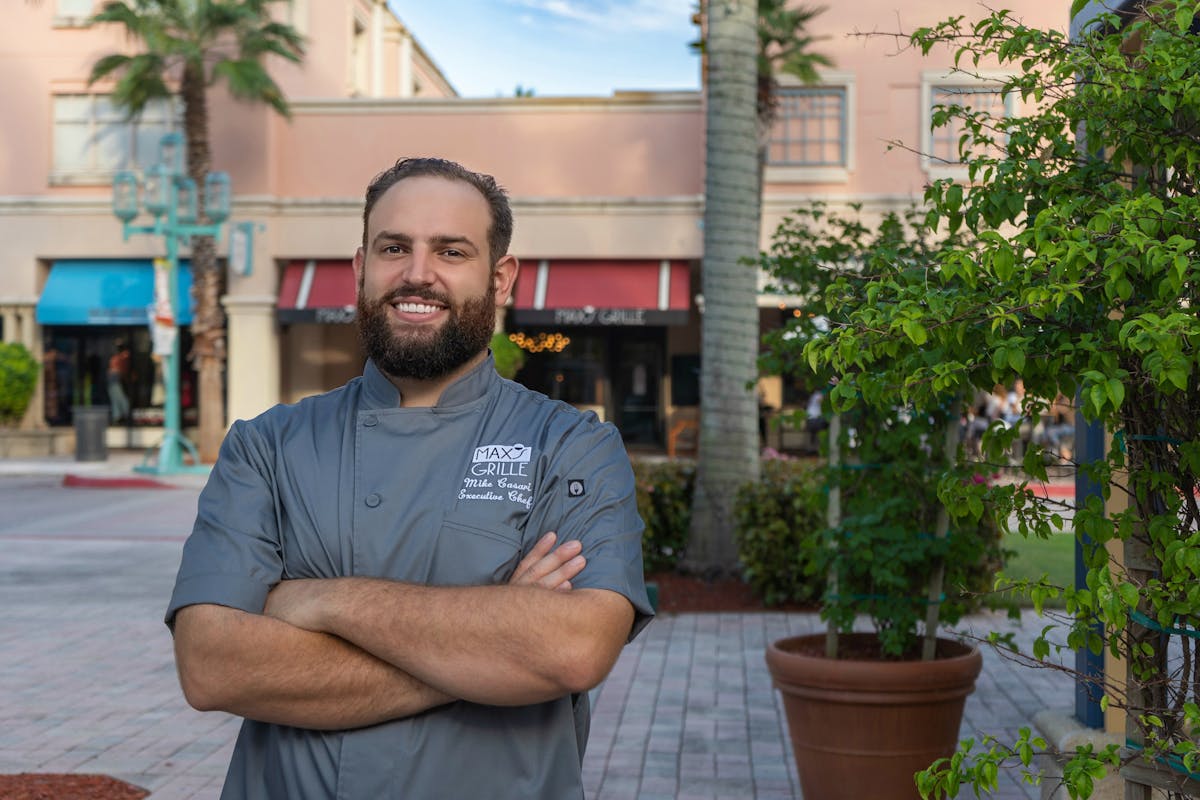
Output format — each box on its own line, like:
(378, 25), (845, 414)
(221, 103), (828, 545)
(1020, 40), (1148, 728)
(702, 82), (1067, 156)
(72, 405), (110, 462)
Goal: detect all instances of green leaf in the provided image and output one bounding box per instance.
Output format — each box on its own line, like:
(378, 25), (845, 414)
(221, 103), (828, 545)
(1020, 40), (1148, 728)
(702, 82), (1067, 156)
(1177, 3), (1195, 32)
(947, 183), (964, 214)
(1106, 378), (1125, 410)
(993, 248), (1015, 281)
(902, 319), (928, 345)
(1009, 348), (1026, 373)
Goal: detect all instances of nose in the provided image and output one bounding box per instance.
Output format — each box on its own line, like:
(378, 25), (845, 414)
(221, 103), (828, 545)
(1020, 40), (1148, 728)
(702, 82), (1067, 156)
(401, 247), (436, 286)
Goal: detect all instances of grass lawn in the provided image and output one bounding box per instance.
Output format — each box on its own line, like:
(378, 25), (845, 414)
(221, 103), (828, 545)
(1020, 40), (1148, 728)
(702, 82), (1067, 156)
(998, 530), (1077, 606)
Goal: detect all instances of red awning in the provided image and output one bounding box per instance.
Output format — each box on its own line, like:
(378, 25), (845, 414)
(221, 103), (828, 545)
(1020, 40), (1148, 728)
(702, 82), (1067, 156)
(277, 260), (356, 323)
(510, 259), (690, 327)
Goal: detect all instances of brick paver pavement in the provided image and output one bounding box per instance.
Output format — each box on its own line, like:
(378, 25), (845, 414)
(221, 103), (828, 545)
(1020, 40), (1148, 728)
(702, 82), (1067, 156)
(0, 459), (1074, 798)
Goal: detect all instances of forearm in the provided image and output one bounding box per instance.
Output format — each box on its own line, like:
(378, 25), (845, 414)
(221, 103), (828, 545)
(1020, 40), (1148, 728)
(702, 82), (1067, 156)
(173, 604), (453, 730)
(298, 580), (631, 706)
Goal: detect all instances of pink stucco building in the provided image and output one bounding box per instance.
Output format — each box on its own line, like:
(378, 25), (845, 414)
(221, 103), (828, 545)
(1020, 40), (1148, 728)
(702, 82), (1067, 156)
(0, 0), (1065, 453)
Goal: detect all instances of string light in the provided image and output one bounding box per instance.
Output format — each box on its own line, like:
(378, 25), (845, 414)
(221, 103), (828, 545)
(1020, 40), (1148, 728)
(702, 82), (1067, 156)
(509, 331), (571, 354)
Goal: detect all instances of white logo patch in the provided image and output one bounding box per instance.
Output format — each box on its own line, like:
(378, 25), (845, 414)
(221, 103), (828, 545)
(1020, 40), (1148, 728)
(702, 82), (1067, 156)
(459, 443), (534, 509)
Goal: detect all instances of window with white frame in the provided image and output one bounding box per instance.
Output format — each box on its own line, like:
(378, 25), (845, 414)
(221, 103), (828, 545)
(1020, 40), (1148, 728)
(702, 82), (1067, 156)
(52, 95), (181, 180)
(765, 74), (855, 183)
(769, 86), (847, 168)
(56, 0), (93, 19)
(921, 74), (1014, 176)
(287, 0), (309, 36)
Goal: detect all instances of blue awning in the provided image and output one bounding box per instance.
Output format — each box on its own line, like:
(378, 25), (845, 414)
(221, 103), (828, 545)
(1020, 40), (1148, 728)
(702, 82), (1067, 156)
(36, 260), (194, 326)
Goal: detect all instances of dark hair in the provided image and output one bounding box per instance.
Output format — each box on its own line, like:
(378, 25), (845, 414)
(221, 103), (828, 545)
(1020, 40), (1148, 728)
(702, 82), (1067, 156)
(361, 157), (513, 266)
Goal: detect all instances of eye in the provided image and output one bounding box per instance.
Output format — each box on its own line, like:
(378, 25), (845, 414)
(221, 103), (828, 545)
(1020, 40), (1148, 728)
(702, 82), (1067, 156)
(441, 248), (466, 259)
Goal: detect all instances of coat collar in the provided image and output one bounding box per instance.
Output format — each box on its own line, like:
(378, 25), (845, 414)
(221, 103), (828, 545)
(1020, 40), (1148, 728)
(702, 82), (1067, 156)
(361, 353), (497, 410)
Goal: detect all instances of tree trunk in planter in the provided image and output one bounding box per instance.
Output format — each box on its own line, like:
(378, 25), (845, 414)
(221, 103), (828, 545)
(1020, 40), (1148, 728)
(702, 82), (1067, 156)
(765, 633), (982, 800)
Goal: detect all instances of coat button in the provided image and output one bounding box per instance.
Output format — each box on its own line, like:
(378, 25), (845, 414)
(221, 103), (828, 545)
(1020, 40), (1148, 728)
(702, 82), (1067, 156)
(363, 415), (378, 427)
(365, 493), (382, 507)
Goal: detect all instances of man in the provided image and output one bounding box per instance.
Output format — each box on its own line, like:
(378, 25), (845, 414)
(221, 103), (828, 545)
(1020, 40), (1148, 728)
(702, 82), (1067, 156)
(166, 157), (653, 799)
(107, 340), (131, 423)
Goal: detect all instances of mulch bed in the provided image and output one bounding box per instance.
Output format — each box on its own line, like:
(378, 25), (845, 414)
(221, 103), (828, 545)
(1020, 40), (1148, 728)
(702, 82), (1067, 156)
(0, 774), (148, 800)
(646, 571), (816, 614)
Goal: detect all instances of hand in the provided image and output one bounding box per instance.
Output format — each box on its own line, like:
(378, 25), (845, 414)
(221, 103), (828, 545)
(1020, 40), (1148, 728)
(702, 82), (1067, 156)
(263, 578), (328, 632)
(509, 532), (585, 591)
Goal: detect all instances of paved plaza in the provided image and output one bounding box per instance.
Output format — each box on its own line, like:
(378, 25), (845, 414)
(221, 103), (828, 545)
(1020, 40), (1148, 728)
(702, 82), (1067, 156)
(0, 456), (1075, 799)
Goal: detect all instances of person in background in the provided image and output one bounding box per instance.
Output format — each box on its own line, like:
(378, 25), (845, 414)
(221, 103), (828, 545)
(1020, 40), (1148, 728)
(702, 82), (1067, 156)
(106, 341), (131, 423)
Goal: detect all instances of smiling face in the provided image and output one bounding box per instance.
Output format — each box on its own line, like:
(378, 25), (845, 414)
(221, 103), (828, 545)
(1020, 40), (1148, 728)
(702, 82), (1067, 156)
(354, 175), (517, 383)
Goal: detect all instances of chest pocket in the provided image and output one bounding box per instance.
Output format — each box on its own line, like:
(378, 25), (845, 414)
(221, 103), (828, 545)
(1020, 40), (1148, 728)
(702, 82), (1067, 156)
(428, 511), (524, 586)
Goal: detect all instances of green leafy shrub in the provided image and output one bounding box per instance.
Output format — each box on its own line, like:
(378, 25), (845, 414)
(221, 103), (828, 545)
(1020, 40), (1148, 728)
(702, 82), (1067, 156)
(632, 459), (693, 573)
(811, 405), (1010, 658)
(734, 457), (826, 606)
(779, 2), (1200, 790)
(490, 332), (525, 380)
(734, 446), (1007, 624)
(0, 343), (38, 426)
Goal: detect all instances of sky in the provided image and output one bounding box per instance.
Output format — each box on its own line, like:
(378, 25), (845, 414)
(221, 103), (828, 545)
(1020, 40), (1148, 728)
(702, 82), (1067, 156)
(386, 0), (702, 98)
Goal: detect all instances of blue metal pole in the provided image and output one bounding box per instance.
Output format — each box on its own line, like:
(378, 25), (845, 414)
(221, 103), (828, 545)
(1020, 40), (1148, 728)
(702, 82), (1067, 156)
(161, 189), (183, 472)
(1074, 404), (1106, 728)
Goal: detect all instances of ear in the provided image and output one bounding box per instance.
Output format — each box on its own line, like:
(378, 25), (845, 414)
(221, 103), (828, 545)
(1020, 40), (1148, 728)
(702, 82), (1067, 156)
(492, 254), (519, 307)
(352, 247), (365, 294)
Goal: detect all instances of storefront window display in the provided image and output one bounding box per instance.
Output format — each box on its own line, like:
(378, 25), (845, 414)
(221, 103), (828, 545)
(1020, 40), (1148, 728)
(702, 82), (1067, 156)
(42, 326), (197, 427)
(509, 328), (665, 447)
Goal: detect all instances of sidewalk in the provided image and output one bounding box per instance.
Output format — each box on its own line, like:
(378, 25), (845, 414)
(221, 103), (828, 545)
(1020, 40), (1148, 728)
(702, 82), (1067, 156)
(0, 457), (1076, 799)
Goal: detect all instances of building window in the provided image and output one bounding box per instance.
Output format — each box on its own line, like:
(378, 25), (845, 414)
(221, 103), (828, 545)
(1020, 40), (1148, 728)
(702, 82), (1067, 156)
(769, 87), (847, 168)
(55, 0), (92, 22)
(52, 94), (180, 182)
(921, 73), (1014, 176)
(764, 74), (855, 184)
(287, 0), (309, 35)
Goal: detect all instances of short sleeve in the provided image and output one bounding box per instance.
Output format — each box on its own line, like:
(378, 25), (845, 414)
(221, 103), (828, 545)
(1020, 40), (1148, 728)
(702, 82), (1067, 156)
(164, 420), (284, 628)
(529, 419), (654, 640)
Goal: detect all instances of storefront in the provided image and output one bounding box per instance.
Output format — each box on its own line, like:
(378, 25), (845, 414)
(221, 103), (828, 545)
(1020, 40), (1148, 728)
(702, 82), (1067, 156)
(273, 257), (695, 447)
(35, 260), (198, 430)
(507, 259), (692, 447)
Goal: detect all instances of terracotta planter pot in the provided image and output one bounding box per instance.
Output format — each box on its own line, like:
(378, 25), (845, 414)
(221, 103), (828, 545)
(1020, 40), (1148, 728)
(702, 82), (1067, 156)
(765, 632), (982, 800)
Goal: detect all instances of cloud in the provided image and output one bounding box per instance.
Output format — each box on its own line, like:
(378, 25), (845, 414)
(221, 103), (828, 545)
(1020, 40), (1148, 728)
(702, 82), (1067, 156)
(505, 0), (695, 34)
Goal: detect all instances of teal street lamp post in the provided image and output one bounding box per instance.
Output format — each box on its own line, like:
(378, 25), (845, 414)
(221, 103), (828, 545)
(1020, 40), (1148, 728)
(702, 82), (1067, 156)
(112, 132), (230, 475)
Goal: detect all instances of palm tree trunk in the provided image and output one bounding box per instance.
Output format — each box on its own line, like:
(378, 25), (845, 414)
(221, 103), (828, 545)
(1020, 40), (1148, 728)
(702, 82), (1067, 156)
(182, 63), (226, 463)
(686, 0), (762, 575)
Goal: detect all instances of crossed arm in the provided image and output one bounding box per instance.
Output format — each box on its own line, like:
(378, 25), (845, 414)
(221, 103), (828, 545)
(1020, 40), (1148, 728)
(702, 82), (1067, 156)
(173, 532), (634, 730)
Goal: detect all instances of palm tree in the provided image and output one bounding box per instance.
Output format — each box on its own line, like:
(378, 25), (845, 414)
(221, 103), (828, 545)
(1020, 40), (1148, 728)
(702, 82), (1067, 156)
(87, 0), (304, 461)
(687, 0), (761, 574)
(686, 0), (829, 574)
(754, 0), (830, 136)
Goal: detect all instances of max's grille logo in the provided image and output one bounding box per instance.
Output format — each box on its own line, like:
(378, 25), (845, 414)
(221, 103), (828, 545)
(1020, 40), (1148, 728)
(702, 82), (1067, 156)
(470, 443), (533, 479)
(472, 444), (531, 463)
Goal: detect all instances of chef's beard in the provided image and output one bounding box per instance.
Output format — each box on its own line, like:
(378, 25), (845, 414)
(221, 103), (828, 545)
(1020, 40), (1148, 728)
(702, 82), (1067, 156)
(357, 284), (496, 381)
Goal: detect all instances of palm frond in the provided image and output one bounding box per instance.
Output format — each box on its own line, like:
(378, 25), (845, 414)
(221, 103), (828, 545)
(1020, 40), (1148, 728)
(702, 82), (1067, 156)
(238, 24), (304, 63)
(88, 1), (144, 33)
(87, 0), (302, 122)
(212, 59), (289, 116)
(87, 53), (133, 86)
(111, 53), (172, 117)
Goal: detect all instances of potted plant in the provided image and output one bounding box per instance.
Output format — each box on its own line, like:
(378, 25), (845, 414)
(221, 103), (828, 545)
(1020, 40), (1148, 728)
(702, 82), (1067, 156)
(752, 204), (1009, 799)
(761, 4), (1200, 797)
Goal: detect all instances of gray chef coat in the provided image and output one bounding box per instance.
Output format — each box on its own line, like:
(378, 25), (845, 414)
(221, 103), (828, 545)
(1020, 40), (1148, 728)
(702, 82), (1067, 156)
(165, 355), (653, 799)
